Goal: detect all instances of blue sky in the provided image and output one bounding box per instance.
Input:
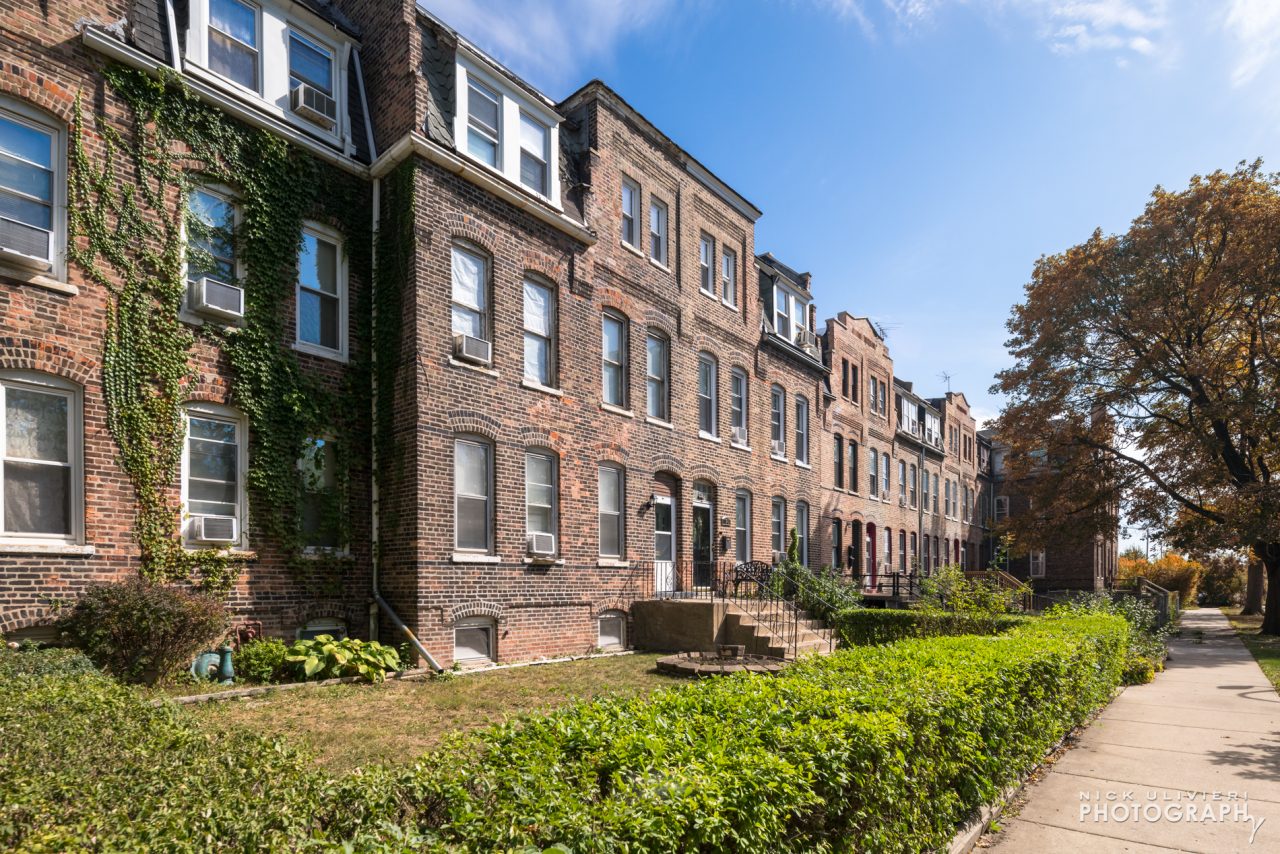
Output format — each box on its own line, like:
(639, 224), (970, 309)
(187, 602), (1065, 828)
(425, 0), (1279, 431)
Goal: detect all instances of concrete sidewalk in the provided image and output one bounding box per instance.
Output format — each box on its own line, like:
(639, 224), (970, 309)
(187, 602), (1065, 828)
(988, 608), (1280, 853)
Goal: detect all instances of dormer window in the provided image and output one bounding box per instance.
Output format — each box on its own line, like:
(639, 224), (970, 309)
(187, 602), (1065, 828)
(454, 55), (561, 206)
(772, 283), (809, 348)
(289, 31), (333, 97)
(208, 0), (260, 92)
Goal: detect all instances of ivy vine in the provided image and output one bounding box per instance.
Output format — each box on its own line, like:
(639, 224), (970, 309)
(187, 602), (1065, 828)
(69, 65), (369, 593)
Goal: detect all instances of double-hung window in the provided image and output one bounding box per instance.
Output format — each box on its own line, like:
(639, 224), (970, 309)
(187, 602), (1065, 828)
(697, 353), (717, 437)
(0, 374), (79, 542)
(297, 226), (345, 358)
(729, 369), (747, 445)
(1030, 550), (1046, 578)
(909, 464), (918, 507)
(832, 519), (843, 568)
(774, 286), (791, 341)
(184, 405), (245, 545)
(598, 464), (625, 558)
(796, 502), (809, 566)
(995, 495), (1009, 522)
(769, 386), (785, 457)
(187, 188), (236, 288)
(649, 199), (667, 264)
(466, 76), (501, 167)
(734, 490), (751, 562)
(523, 277), (556, 387)
(868, 448), (879, 496)
(0, 107), (59, 271)
(834, 435), (844, 488)
(645, 332), (668, 420)
(770, 497), (785, 556)
(898, 460), (906, 503)
(620, 178), (639, 247)
(880, 453), (889, 497)
(699, 235), (714, 294)
(721, 247), (737, 305)
(525, 450), (557, 545)
(849, 440), (858, 491)
(450, 244), (488, 343)
(208, 0), (260, 91)
(602, 312), (628, 408)
(794, 395), (809, 464)
(454, 437), (491, 553)
(288, 30), (333, 100)
(932, 473), (940, 513)
(299, 437), (340, 550)
(519, 113), (549, 196)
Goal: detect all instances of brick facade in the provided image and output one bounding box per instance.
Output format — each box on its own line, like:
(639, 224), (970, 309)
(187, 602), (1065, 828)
(0, 1), (1114, 657)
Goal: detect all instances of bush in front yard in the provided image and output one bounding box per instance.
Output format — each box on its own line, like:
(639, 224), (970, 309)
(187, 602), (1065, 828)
(56, 578), (228, 684)
(233, 637), (290, 684)
(832, 607), (1031, 646)
(0, 646), (97, 679)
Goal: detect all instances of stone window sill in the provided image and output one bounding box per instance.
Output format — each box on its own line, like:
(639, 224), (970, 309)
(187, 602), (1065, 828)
(449, 356), (499, 378)
(452, 552), (502, 564)
(699, 431), (722, 444)
(795, 461), (812, 470)
(522, 379), (563, 397)
(645, 416), (674, 430)
(730, 442), (752, 453)
(649, 256), (670, 273)
(0, 543), (95, 556)
(620, 240), (645, 259)
(0, 263), (77, 296)
(523, 556), (565, 566)
(597, 558), (630, 568)
(601, 402), (634, 419)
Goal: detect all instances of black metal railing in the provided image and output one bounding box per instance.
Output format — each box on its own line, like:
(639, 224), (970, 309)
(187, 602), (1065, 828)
(855, 570), (921, 599)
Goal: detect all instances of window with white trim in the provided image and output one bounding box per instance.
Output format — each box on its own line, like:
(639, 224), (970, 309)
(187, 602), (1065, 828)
(519, 112), (549, 196)
(183, 404), (246, 546)
(0, 105), (61, 273)
(454, 616), (496, 663)
(465, 75), (500, 167)
(288, 29), (333, 99)
(450, 243), (489, 344)
(187, 188), (237, 290)
(525, 450), (557, 546)
(296, 225), (346, 358)
(769, 386), (785, 456)
(699, 234), (714, 294)
(734, 490), (751, 563)
(621, 177), (639, 247)
(880, 451), (889, 497)
(932, 472), (940, 513)
(729, 368), (747, 445)
(909, 463), (918, 507)
(598, 610), (626, 650)
(0, 373), (80, 543)
(868, 448), (879, 496)
(645, 331), (668, 420)
(598, 463), (625, 558)
(794, 395), (809, 464)
(298, 436), (340, 551)
(523, 277), (556, 387)
(208, 0), (260, 92)
(602, 311), (628, 408)
(721, 247), (737, 306)
(898, 459), (906, 503)
(773, 283), (809, 344)
(1030, 550), (1046, 578)
(697, 353), (717, 437)
(649, 198), (667, 265)
(770, 497), (785, 557)
(848, 439), (858, 492)
(454, 436), (491, 553)
(795, 501), (809, 566)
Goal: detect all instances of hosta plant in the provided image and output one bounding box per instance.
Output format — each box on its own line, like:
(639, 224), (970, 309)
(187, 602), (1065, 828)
(283, 635), (401, 683)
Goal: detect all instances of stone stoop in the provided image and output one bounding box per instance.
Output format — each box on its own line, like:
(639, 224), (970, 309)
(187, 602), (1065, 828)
(720, 604), (836, 660)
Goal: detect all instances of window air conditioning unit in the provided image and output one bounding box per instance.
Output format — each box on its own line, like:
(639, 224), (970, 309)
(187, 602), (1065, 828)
(192, 514), (238, 544)
(771, 439), (785, 457)
(453, 333), (492, 366)
(0, 218), (52, 270)
(899, 495), (907, 507)
(526, 532), (556, 557)
(772, 551), (786, 564)
(190, 276), (245, 321)
(732, 425), (748, 445)
(290, 83), (337, 129)
(880, 489), (889, 501)
(793, 328), (820, 356)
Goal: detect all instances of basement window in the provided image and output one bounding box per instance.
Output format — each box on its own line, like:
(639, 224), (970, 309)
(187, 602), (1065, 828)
(454, 617), (496, 663)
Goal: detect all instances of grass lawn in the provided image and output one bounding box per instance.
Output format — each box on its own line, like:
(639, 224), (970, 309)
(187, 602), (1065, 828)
(192, 652), (679, 772)
(1221, 606), (1280, 690)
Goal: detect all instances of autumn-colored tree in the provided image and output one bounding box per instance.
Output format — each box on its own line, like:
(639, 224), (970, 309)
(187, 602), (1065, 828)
(995, 161), (1280, 634)
(1116, 553), (1204, 602)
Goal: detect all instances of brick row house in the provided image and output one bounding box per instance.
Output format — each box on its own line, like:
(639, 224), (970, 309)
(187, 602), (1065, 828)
(0, 0), (1111, 665)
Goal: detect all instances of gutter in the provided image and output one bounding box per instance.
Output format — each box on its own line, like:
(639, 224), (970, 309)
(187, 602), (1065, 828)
(80, 27), (367, 177)
(370, 132), (597, 246)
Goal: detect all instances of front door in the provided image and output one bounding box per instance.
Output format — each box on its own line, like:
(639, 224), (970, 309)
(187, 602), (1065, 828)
(692, 501), (713, 588)
(653, 495), (675, 595)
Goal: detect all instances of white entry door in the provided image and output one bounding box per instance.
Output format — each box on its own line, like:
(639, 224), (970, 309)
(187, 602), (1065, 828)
(653, 495), (675, 595)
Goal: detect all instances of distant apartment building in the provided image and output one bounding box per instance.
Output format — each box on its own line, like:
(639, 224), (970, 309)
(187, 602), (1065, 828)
(0, 0), (1114, 663)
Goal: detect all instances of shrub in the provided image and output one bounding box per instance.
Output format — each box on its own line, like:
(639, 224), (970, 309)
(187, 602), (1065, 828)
(832, 607), (1031, 646)
(1046, 593), (1170, 683)
(918, 564), (1028, 616)
(284, 634), (401, 683)
(781, 563), (864, 621)
(0, 646), (97, 679)
(57, 578), (229, 684)
(1197, 552), (1248, 606)
(1117, 552), (1203, 602)
(234, 637), (290, 684)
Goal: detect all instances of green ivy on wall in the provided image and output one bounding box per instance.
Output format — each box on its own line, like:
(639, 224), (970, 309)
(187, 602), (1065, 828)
(68, 65), (370, 593)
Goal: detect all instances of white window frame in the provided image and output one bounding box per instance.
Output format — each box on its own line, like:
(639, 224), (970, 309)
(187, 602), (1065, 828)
(729, 368), (748, 446)
(450, 241), (490, 345)
(770, 497), (786, 556)
(601, 311), (628, 408)
(204, 0), (262, 95)
(454, 616), (497, 663)
(794, 395), (809, 465)
(598, 463), (625, 558)
(773, 283), (809, 344)
(288, 27), (335, 96)
(620, 176), (640, 248)
(518, 110), (550, 198)
(898, 460), (907, 503)
(909, 463), (918, 507)
(649, 197), (667, 265)
(932, 473), (940, 514)
(294, 221), (348, 361)
(699, 234), (714, 294)
(525, 449), (558, 547)
(182, 184), (243, 323)
(721, 246), (737, 307)
(464, 74), (501, 167)
(0, 372), (82, 545)
(597, 610), (626, 650)
(795, 501), (809, 566)
(522, 275), (557, 388)
(0, 102), (66, 279)
(734, 490), (751, 563)
(452, 52), (562, 208)
(453, 435), (493, 554)
(697, 352), (718, 439)
(181, 401), (248, 549)
(868, 448), (879, 496)
(645, 331), (669, 421)
(1030, 550), (1046, 578)
(770, 385), (786, 458)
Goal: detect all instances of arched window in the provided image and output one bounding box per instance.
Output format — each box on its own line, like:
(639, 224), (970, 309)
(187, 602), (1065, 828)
(525, 448), (558, 556)
(794, 395), (809, 464)
(898, 529), (907, 572)
(598, 610), (626, 650)
(0, 372), (81, 544)
(831, 517), (843, 568)
(602, 310), (629, 408)
(795, 501), (809, 565)
(770, 497), (786, 558)
(522, 275), (557, 387)
(834, 434), (844, 488)
(697, 352), (718, 437)
(645, 330), (669, 421)
(734, 490), (751, 563)
(454, 616), (497, 663)
(451, 242), (490, 346)
(729, 368), (748, 446)
(909, 463), (918, 507)
(868, 447), (879, 496)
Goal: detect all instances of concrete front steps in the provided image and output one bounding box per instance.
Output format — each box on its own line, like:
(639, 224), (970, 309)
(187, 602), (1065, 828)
(631, 598), (835, 661)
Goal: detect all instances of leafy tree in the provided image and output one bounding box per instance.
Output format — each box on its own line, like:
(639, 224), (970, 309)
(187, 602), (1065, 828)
(995, 161), (1280, 633)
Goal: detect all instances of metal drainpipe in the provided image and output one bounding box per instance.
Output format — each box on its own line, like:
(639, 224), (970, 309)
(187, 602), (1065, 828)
(369, 173), (442, 673)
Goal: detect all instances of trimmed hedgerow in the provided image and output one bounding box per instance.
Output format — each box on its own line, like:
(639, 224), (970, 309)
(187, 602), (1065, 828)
(832, 607), (1032, 646)
(0, 647), (97, 680)
(0, 616), (1126, 852)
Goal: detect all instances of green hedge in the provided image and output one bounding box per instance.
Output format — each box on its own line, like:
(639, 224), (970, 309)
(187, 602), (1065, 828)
(0, 647), (97, 680)
(832, 607), (1032, 646)
(0, 616), (1127, 852)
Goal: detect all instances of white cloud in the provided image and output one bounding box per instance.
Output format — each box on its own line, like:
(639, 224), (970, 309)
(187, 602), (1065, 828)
(1225, 0), (1280, 86)
(420, 0), (672, 93)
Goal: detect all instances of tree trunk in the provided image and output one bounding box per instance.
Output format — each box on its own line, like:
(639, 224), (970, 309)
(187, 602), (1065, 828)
(1242, 556), (1265, 616)
(1260, 546), (1280, 636)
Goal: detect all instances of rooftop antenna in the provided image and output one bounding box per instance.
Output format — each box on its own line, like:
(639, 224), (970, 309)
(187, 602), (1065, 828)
(938, 371), (953, 393)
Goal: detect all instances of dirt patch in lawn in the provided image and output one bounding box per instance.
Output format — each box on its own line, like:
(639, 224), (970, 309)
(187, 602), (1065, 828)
(192, 653), (680, 772)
